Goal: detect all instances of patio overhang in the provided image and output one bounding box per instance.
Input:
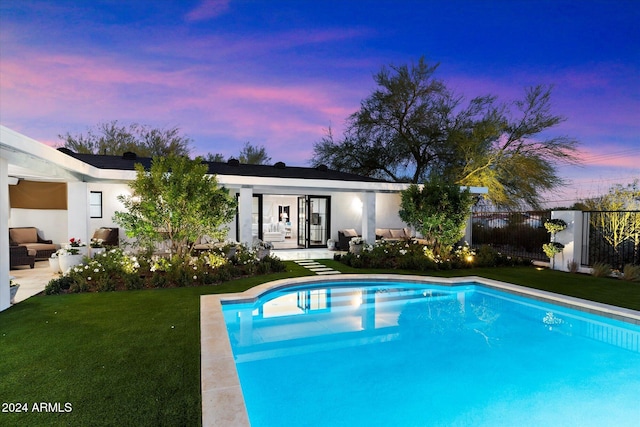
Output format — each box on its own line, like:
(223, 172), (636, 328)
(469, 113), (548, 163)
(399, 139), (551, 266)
(0, 125), (489, 312)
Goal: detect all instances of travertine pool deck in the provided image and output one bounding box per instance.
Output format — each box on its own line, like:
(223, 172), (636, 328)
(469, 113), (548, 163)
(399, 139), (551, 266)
(200, 274), (640, 426)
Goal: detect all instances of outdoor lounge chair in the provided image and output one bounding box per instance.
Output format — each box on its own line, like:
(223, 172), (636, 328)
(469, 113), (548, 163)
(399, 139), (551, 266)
(91, 227), (119, 247)
(10, 245), (36, 269)
(338, 229), (360, 250)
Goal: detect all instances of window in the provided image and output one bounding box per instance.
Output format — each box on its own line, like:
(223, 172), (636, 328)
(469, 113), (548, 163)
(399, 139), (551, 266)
(89, 191), (102, 218)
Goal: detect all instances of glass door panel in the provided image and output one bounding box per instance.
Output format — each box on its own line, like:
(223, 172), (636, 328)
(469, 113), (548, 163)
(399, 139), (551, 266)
(297, 196), (307, 247)
(309, 196), (330, 247)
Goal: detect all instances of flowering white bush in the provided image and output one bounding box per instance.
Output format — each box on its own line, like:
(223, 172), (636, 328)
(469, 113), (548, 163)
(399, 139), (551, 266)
(45, 244), (285, 294)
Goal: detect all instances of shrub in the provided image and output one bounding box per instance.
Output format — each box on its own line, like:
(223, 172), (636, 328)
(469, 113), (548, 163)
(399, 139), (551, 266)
(621, 264), (640, 282)
(399, 181), (473, 252)
(475, 245), (499, 267)
(544, 218), (568, 235)
(42, 243), (284, 295)
(258, 255), (286, 274)
(591, 262), (612, 278)
(567, 259), (580, 273)
(542, 242), (564, 259)
(61, 248), (141, 292)
(335, 240), (484, 272)
(45, 276), (76, 295)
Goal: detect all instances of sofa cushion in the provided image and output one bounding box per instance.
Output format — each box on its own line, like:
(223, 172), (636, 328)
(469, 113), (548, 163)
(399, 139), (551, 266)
(341, 228), (358, 237)
(390, 229), (405, 239)
(21, 242), (58, 252)
(93, 228), (112, 241)
(10, 228), (38, 244)
(375, 228), (392, 239)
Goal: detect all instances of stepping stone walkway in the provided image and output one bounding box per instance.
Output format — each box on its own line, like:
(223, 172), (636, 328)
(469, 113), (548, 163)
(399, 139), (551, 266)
(294, 260), (342, 275)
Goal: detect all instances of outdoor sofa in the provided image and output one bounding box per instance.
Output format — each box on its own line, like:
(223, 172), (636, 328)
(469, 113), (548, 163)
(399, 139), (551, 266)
(337, 227), (414, 250)
(192, 235), (225, 252)
(375, 228), (413, 242)
(9, 227), (59, 260)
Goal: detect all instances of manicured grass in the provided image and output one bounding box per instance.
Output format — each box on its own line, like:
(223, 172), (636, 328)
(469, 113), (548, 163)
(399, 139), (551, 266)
(0, 264), (310, 427)
(1, 261), (638, 426)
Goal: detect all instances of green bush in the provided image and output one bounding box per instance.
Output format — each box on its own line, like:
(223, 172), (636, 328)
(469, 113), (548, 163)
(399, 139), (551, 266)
(335, 240), (490, 272)
(475, 245), (499, 267)
(591, 262), (612, 278)
(44, 275), (76, 295)
(542, 242), (564, 259)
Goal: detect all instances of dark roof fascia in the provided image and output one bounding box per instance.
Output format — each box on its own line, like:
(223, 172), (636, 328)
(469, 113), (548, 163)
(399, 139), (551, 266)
(63, 152), (388, 183)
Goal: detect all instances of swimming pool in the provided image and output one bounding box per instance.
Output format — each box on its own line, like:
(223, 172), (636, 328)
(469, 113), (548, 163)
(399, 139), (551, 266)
(202, 275), (640, 426)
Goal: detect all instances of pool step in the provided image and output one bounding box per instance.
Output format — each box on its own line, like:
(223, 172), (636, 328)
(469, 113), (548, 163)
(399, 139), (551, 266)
(294, 260), (341, 275)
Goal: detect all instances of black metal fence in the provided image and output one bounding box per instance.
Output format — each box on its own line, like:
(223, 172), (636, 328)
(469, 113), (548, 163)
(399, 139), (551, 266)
(581, 211), (640, 268)
(471, 211), (551, 260)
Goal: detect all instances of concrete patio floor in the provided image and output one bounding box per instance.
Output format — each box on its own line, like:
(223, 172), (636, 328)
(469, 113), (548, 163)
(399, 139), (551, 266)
(9, 260), (59, 304)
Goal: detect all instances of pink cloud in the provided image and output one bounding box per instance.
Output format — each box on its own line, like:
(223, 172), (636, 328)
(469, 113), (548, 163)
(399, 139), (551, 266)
(0, 45), (360, 164)
(147, 26), (374, 70)
(184, 0), (230, 22)
(573, 145), (640, 169)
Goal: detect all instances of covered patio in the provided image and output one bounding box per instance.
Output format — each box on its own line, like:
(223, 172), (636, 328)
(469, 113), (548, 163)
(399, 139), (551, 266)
(0, 125), (410, 311)
(1, 126), (100, 311)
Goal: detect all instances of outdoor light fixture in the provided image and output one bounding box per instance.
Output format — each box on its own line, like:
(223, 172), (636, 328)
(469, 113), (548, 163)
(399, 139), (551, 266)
(351, 197), (363, 213)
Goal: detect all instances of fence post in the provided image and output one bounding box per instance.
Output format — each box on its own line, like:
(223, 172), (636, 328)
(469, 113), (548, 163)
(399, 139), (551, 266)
(550, 210), (583, 271)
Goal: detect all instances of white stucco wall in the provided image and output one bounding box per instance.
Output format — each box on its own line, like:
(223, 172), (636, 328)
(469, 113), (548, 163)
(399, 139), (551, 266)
(9, 208), (68, 245)
(376, 193), (405, 228)
(330, 192), (364, 239)
(87, 182), (134, 246)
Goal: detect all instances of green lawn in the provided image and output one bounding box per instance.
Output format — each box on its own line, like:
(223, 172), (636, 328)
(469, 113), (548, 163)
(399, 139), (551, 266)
(1, 262), (638, 426)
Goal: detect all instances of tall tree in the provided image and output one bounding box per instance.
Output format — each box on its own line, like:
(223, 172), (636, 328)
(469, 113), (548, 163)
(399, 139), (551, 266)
(238, 142), (272, 165)
(113, 156), (236, 257)
(204, 142), (272, 165)
(581, 180), (640, 260)
(312, 57), (579, 209)
(59, 121), (191, 157)
(203, 152), (226, 162)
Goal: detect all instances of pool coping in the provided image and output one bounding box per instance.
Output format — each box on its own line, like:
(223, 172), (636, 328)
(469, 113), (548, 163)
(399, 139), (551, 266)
(200, 274), (640, 426)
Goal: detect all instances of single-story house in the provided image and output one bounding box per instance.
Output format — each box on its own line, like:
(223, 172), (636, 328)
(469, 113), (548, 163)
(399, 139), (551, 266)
(1, 125), (486, 311)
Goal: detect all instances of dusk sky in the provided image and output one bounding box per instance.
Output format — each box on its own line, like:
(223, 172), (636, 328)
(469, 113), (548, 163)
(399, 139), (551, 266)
(1, 0), (638, 207)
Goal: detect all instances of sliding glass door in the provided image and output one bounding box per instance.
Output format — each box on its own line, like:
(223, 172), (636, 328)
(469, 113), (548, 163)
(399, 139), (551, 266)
(297, 195), (330, 248)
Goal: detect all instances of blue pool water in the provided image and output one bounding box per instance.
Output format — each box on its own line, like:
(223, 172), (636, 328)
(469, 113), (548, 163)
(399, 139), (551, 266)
(222, 281), (640, 426)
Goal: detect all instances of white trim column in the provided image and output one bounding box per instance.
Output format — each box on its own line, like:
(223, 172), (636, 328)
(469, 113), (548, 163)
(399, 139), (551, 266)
(551, 210), (583, 272)
(1, 157), (10, 311)
(67, 182), (89, 244)
(238, 186), (253, 246)
(362, 191), (376, 244)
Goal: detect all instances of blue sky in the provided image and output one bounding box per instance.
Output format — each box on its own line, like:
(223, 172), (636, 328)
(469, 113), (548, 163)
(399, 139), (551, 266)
(1, 0), (638, 207)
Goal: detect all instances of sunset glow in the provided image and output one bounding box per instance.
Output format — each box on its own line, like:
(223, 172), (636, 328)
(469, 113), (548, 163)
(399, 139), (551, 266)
(1, 0), (638, 207)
